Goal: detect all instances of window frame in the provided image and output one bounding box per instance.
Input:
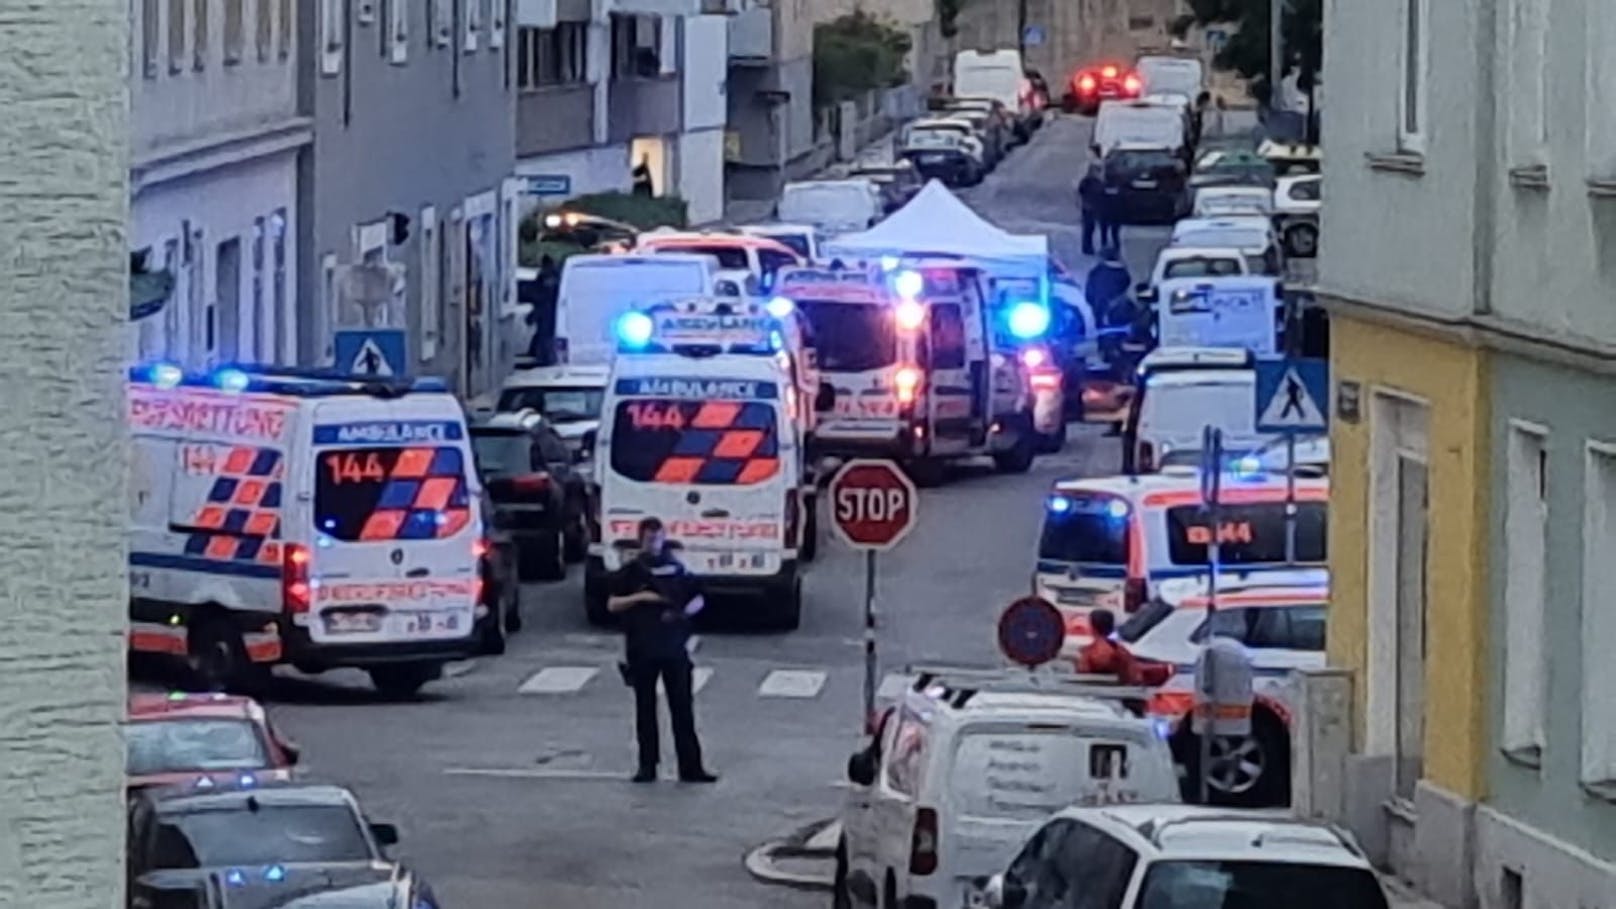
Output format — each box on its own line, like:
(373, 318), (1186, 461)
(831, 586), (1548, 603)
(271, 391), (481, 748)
(928, 302), (967, 369)
(255, 0), (273, 61)
(277, 0), (292, 59)
(1580, 440), (1616, 797)
(1504, 0), (1549, 168)
(1586, 0), (1616, 179)
(1500, 420), (1549, 764)
(222, 0), (245, 64)
(1397, 0), (1429, 153)
(142, 0), (161, 77)
(168, 0), (187, 73)
(419, 206), (440, 361)
(388, 0), (409, 63)
(879, 705), (925, 799)
(319, 0), (345, 75)
(463, 0), (481, 52)
(192, 0), (209, 71)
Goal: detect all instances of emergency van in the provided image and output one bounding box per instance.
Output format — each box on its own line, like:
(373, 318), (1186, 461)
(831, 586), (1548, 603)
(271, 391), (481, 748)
(775, 263), (1039, 479)
(554, 253), (718, 364)
(127, 365), (490, 697)
(583, 300), (828, 629)
(836, 666), (1179, 909)
(1032, 466), (1328, 653)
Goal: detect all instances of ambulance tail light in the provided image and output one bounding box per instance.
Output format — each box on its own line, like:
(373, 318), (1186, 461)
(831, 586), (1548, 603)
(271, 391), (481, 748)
(1123, 578), (1147, 614)
(894, 366), (922, 405)
(282, 545), (312, 615)
(473, 538), (491, 606)
(909, 808), (939, 876)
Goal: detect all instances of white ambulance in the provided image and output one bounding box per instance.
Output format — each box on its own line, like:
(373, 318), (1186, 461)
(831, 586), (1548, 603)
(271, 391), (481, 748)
(127, 365), (490, 696)
(583, 300), (825, 630)
(775, 263), (1039, 481)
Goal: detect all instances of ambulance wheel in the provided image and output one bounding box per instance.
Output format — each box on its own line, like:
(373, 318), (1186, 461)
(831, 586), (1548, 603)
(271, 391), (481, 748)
(993, 417), (1037, 473)
(368, 663), (438, 698)
(187, 616), (257, 694)
(770, 576), (803, 631)
(563, 513), (588, 563)
(524, 531), (567, 581)
(1036, 419), (1068, 453)
(801, 495), (820, 563)
(503, 582), (524, 633)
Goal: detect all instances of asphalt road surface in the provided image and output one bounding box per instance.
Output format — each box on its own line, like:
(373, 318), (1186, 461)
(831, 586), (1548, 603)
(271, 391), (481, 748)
(185, 115), (1178, 908)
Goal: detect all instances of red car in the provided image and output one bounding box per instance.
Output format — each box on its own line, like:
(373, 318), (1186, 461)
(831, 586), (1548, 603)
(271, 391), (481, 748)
(125, 692), (301, 789)
(1064, 64), (1143, 115)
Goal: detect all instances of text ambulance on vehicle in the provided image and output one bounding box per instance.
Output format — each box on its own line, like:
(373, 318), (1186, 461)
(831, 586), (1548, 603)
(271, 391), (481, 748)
(1032, 465), (1328, 652)
(774, 263), (1041, 479)
(127, 366), (492, 697)
(583, 299), (832, 630)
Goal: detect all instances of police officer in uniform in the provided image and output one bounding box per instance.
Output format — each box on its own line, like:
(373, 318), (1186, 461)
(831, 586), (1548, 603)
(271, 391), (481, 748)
(609, 517), (718, 784)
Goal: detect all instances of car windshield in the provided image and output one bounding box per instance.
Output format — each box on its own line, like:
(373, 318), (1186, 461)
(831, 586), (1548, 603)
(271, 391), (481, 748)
(1038, 496), (1129, 565)
(1108, 150), (1179, 175)
(127, 719), (270, 776)
(1137, 860), (1389, 909)
(151, 805), (374, 868)
(796, 300), (898, 372)
(495, 385), (604, 424)
(470, 431), (533, 477)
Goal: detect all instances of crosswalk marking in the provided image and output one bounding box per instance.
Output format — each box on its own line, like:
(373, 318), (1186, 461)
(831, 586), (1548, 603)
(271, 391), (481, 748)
(518, 666), (599, 694)
(876, 672), (911, 701)
(758, 669), (827, 698)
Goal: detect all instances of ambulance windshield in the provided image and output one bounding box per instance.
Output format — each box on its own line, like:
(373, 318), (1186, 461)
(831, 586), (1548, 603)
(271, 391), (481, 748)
(609, 400), (780, 485)
(796, 300), (896, 372)
(314, 446), (470, 541)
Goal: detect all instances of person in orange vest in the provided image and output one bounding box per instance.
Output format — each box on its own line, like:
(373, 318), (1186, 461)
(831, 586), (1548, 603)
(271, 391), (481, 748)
(1075, 609), (1172, 686)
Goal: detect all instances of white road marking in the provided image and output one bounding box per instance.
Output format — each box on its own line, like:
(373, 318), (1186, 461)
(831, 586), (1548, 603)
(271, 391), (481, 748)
(757, 669), (828, 698)
(658, 666), (713, 695)
(876, 672), (911, 700)
(517, 666), (598, 694)
(443, 767), (679, 781)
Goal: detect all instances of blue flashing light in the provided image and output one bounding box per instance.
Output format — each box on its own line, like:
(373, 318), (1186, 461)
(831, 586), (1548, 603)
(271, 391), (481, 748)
(150, 362), (184, 389)
(264, 864), (287, 882)
(1046, 495), (1072, 514)
(1105, 499), (1129, 520)
(766, 296), (795, 319)
(893, 270), (924, 299)
(615, 311), (654, 349)
(1007, 302), (1051, 339)
(1153, 718), (1173, 740)
(769, 330), (785, 352)
(1233, 455), (1263, 478)
(214, 368), (250, 393)
(225, 869), (247, 887)
(237, 772), (257, 788)
(880, 256), (901, 272)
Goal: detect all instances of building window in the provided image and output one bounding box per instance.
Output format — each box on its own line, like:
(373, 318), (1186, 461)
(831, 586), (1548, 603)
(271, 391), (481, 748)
(420, 206), (440, 361)
(168, 0), (186, 73)
(357, 0), (377, 24)
(223, 0), (245, 64)
(430, 0), (452, 47)
(141, 0), (160, 77)
(490, 0), (506, 49)
(1581, 443), (1616, 796)
(1588, 3), (1616, 179)
(270, 209), (288, 364)
(320, 0), (345, 75)
(278, 0), (291, 58)
(464, 0), (481, 52)
(388, 0), (409, 63)
(255, 0), (272, 60)
(610, 14), (661, 78)
(517, 24), (587, 87)
(1505, 0), (1548, 167)
(1500, 422), (1548, 765)
(1398, 0), (1427, 151)
(193, 0), (209, 70)
(251, 218), (266, 361)
(319, 253), (339, 364)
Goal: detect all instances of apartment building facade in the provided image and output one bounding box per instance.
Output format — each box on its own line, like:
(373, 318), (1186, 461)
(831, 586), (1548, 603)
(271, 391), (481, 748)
(725, 0), (816, 199)
(130, 0), (311, 369)
(1320, 0), (1616, 905)
(297, 0), (518, 398)
(0, 0), (130, 902)
(513, 0), (726, 224)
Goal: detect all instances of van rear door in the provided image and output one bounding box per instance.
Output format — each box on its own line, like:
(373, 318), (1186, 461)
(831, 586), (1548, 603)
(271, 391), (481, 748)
(305, 397), (480, 645)
(603, 375), (793, 576)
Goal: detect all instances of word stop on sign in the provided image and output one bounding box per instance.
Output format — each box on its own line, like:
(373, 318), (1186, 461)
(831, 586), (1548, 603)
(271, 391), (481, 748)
(835, 487), (910, 523)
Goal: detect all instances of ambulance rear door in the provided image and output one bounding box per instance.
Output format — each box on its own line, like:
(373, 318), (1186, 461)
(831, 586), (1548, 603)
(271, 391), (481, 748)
(304, 395), (481, 647)
(921, 275), (977, 455)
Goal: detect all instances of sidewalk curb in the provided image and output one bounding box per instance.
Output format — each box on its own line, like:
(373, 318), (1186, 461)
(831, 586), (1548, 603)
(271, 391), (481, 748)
(743, 818), (838, 891)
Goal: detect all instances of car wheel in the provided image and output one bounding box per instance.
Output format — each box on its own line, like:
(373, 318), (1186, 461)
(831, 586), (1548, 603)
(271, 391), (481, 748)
(993, 415), (1037, 473)
(532, 530), (567, 581)
(186, 615), (253, 693)
(503, 578), (523, 633)
(800, 494), (819, 563)
(770, 576), (803, 631)
(1285, 221), (1319, 258)
(368, 663), (439, 698)
(1036, 418), (1068, 453)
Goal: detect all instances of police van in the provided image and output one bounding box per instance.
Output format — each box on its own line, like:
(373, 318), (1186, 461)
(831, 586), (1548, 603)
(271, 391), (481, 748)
(583, 300), (828, 630)
(127, 365), (490, 696)
(775, 263), (1039, 479)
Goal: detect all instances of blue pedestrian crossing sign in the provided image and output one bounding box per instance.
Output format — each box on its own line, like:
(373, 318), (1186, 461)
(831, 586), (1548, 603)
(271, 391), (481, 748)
(334, 329), (407, 378)
(1022, 24), (1045, 46)
(1254, 357), (1329, 433)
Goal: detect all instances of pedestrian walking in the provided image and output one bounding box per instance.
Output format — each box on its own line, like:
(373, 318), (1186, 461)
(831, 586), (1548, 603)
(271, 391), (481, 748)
(1077, 163), (1106, 256)
(608, 517), (718, 784)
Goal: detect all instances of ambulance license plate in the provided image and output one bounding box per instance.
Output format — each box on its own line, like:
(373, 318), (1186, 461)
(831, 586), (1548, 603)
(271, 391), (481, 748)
(323, 609), (383, 634)
(694, 551), (770, 573)
(399, 611), (460, 635)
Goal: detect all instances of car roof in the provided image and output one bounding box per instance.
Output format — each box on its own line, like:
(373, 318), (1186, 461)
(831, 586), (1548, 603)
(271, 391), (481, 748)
(1155, 568), (1331, 608)
(1049, 805), (1371, 867)
(784, 178), (876, 191)
(1144, 369), (1256, 389)
(499, 364), (612, 390)
(638, 232), (798, 255)
(1175, 215), (1272, 231)
(471, 410), (547, 432)
(129, 692), (261, 722)
(911, 117), (973, 129)
(145, 781), (358, 813)
(1139, 346), (1254, 370)
(1156, 246), (1247, 261)
(738, 223), (818, 235)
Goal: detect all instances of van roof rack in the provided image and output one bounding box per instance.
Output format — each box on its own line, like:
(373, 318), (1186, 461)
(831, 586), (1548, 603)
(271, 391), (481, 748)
(905, 664), (1154, 713)
(129, 364), (449, 399)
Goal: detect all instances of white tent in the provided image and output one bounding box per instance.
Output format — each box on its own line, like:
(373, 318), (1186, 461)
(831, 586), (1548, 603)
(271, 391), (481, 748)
(820, 180), (1048, 276)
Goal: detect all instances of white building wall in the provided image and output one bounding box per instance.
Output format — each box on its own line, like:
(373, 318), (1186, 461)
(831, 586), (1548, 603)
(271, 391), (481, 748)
(678, 128), (727, 224)
(131, 152), (300, 369)
(683, 15), (729, 131)
(0, 0), (129, 904)
(516, 144), (632, 214)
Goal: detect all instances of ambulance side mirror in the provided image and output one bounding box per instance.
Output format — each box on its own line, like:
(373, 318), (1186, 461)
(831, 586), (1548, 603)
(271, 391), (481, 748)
(815, 382), (837, 413)
(846, 751), (877, 786)
(1135, 284), (1158, 304)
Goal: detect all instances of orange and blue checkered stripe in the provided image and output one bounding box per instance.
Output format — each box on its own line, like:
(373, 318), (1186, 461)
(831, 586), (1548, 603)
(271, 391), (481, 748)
(183, 446), (286, 566)
(357, 446), (472, 541)
(652, 401), (780, 485)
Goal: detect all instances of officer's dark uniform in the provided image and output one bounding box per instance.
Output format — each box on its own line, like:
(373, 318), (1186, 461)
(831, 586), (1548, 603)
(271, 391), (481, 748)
(612, 551), (707, 777)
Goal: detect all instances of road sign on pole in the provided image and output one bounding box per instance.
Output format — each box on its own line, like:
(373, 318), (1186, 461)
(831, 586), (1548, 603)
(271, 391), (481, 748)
(333, 329), (407, 378)
(997, 597), (1065, 668)
(1254, 357), (1329, 433)
(829, 459), (919, 728)
(1022, 24), (1045, 46)
(1198, 425), (1224, 806)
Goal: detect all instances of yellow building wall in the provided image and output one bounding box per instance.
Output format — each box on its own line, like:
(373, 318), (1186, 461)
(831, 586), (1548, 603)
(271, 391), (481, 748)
(1325, 312), (1491, 801)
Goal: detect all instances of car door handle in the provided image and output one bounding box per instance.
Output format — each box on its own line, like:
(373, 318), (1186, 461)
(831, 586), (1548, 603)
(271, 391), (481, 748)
(406, 568), (430, 578)
(701, 509), (730, 518)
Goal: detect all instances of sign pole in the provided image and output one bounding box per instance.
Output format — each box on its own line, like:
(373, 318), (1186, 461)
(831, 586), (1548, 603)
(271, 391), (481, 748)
(1199, 425), (1223, 806)
(863, 549), (878, 726)
(1284, 429), (1298, 564)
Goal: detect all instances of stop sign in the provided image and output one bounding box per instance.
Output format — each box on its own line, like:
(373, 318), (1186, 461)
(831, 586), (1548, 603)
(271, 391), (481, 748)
(828, 459), (919, 551)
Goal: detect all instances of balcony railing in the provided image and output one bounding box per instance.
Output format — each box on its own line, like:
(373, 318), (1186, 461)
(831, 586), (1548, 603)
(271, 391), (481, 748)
(607, 75), (682, 141)
(517, 84), (597, 157)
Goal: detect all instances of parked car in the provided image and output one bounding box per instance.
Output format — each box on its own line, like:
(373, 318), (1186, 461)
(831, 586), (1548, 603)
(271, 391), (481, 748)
(126, 693), (301, 790)
(1063, 62), (1141, 114)
(1101, 143), (1190, 224)
(899, 121), (986, 186)
(1273, 172), (1322, 257)
(945, 109), (1006, 166)
(475, 488), (522, 655)
(845, 159), (924, 214)
(1189, 147), (1277, 190)
(469, 409), (589, 581)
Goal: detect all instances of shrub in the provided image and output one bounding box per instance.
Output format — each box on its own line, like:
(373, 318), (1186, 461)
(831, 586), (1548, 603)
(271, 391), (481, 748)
(813, 11), (912, 108)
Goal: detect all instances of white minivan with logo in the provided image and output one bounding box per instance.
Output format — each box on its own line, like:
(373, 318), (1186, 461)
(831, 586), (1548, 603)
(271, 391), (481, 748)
(583, 312), (821, 630)
(127, 365), (489, 696)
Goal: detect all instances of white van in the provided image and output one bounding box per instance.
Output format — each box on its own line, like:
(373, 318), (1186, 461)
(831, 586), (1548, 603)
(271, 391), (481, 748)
(1093, 100), (1187, 156)
(1122, 348), (1270, 473)
(127, 365), (489, 696)
(1135, 55), (1205, 99)
(584, 304), (820, 629)
(778, 179), (884, 235)
(1170, 215), (1284, 275)
(954, 48), (1027, 116)
(836, 667), (1179, 909)
(1142, 275), (1283, 353)
(554, 253), (718, 364)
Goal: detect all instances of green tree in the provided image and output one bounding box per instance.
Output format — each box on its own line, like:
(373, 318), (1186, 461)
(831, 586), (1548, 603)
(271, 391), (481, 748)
(813, 11), (913, 107)
(1183, 0), (1321, 106)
